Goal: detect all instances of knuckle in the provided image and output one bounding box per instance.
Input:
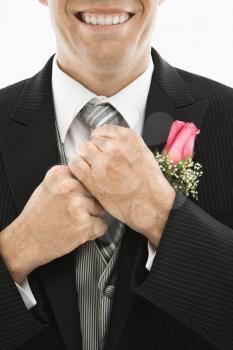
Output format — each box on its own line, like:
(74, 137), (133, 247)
(43, 169), (78, 196)
(61, 179), (78, 194)
(108, 143), (121, 156)
(99, 222), (108, 237)
(86, 224), (94, 238)
(86, 218), (106, 240)
(69, 208), (91, 230)
(68, 196), (84, 213)
(78, 221), (94, 241)
(52, 179), (78, 196)
(45, 165), (67, 182)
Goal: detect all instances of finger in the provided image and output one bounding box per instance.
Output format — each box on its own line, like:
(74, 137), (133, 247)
(75, 180), (93, 197)
(69, 155), (90, 183)
(91, 136), (127, 155)
(76, 140), (100, 165)
(84, 196), (104, 216)
(44, 166), (82, 194)
(91, 124), (128, 139)
(90, 136), (114, 153)
(90, 216), (108, 240)
(70, 195), (104, 217)
(45, 165), (71, 182)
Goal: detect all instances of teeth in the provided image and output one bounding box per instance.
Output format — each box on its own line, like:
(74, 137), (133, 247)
(97, 16), (105, 25)
(85, 15), (91, 24)
(80, 13), (130, 26)
(113, 16), (120, 25)
(91, 17), (98, 25)
(105, 16), (113, 25)
(119, 15), (126, 23)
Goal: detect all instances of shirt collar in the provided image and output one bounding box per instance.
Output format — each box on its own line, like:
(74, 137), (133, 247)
(52, 55), (154, 143)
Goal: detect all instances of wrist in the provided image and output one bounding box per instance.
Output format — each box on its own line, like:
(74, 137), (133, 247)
(0, 219), (33, 284)
(145, 188), (176, 248)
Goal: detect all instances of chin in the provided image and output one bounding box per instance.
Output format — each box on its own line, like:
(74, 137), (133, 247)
(84, 45), (132, 68)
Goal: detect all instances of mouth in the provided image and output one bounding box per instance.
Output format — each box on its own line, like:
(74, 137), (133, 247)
(74, 9), (135, 27)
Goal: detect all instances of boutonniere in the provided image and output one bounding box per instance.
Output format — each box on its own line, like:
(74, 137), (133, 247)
(154, 120), (203, 200)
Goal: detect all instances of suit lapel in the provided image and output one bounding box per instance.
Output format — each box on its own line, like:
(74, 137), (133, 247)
(143, 49), (209, 152)
(0, 57), (82, 350)
(105, 48), (209, 350)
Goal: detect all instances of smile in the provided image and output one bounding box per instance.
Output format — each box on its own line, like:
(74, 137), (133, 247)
(75, 10), (135, 27)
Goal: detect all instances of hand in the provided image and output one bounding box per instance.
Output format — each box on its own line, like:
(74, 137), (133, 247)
(69, 125), (175, 247)
(0, 165), (107, 284)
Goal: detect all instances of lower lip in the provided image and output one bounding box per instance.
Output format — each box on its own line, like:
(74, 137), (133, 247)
(74, 14), (134, 31)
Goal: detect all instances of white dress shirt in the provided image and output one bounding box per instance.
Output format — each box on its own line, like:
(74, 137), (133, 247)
(16, 55), (157, 309)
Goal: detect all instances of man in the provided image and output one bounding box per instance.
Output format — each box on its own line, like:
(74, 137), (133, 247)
(0, 0), (233, 349)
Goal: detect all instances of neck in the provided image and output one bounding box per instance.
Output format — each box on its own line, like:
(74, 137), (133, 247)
(56, 51), (151, 97)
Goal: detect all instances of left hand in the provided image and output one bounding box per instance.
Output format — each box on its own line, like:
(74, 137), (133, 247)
(69, 125), (175, 247)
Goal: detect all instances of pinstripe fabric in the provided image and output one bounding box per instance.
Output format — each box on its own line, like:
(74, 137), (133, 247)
(55, 119), (125, 350)
(75, 241), (121, 350)
(1, 48), (233, 350)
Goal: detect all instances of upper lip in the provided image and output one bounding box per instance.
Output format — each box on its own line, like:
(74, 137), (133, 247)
(75, 8), (135, 15)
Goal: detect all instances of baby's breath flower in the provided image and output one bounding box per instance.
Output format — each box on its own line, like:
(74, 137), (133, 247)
(154, 151), (203, 200)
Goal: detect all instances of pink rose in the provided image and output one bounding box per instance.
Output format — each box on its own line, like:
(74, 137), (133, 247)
(163, 120), (200, 163)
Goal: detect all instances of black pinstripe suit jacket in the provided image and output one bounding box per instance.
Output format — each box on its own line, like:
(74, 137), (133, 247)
(1, 48), (233, 350)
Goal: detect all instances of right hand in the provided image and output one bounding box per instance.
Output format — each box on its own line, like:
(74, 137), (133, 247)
(0, 165), (107, 284)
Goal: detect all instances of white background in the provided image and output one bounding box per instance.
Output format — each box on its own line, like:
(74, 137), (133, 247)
(0, 0), (233, 89)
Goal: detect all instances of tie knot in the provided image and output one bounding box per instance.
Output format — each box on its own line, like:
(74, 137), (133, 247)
(79, 97), (123, 129)
(88, 96), (109, 106)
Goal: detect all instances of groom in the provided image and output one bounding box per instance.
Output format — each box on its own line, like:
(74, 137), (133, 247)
(1, 0), (233, 349)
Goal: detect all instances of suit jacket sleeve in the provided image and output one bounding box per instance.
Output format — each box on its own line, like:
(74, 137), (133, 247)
(132, 191), (233, 350)
(0, 255), (49, 350)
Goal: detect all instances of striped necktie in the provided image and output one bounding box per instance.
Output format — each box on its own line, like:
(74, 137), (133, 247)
(79, 96), (123, 128)
(79, 96), (125, 262)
